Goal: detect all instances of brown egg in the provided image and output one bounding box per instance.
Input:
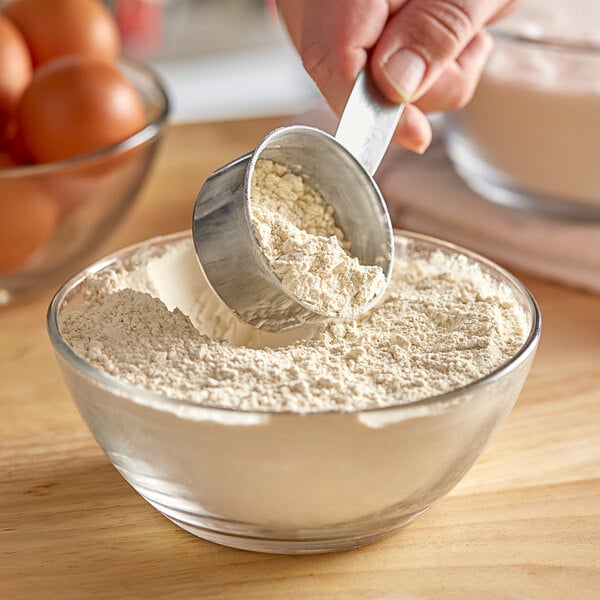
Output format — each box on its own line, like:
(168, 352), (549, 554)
(0, 14), (32, 140)
(16, 57), (146, 164)
(7, 123), (32, 163)
(2, 0), (119, 67)
(0, 149), (18, 168)
(0, 177), (58, 275)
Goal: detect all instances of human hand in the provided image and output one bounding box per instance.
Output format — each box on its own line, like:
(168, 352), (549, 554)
(278, 0), (519, 153)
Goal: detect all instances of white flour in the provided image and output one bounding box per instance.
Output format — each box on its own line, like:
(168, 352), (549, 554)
(250, 159), (386, 316)
(60, 239), (527, 413)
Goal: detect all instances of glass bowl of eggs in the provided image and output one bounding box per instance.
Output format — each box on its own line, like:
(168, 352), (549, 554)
(0, 0), (169, 304)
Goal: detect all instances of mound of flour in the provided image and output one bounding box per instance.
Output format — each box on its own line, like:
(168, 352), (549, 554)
(250, 159), (386, 317)
(59, 239), (527, 413)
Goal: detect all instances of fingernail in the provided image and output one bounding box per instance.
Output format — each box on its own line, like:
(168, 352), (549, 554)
(413, 139), (430, 155)
(381, 49), (426, 102)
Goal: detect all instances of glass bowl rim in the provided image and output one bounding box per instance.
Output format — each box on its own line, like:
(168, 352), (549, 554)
(47, 230), (541, 417)
(489, 25), (600, 55)
(0, 59), (170, 179)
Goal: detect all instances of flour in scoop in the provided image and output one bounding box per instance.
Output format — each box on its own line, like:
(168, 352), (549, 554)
(250, 159), (386, 317)
(59, 239), (527, 413)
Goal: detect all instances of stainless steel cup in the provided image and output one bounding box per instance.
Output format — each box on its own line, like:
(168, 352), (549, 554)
(193, 71), (404, 332)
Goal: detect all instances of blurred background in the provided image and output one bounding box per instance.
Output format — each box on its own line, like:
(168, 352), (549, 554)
(1, 0), (598, 298)
(110, 0), (319, 121)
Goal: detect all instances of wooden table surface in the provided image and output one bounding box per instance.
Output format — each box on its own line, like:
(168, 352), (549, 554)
(2, 119), (599, 599)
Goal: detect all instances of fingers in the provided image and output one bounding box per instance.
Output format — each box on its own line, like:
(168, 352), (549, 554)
(278, 0), (389, 114)
(278, 0), (514, 154)
(392, 104), (433, 154)
(370, 0), (505, 103)
(377, 26), (493, 153)
(278, 1), (433, 153)
(414, 30), (494, 113)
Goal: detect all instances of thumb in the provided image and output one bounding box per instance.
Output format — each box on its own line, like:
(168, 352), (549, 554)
(370, 0), (498, 103)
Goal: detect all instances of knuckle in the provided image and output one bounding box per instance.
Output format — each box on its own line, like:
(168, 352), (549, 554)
(407, 1), (476, 60)
(301, 41), (331, 82)
(301, 36), (359, 89)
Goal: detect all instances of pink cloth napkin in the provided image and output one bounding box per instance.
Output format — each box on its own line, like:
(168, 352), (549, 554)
(298, 107), (600, 294)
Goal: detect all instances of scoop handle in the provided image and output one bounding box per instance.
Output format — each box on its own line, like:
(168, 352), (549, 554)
(334, 69), (405, 176)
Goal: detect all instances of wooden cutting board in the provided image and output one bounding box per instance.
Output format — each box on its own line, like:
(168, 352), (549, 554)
(1, 118), (599, 599)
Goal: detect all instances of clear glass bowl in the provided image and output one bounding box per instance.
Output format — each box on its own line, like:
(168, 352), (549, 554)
(0, 61), (169, 305)
(47, 231), (541, 554)
(445, 28), (600, 220)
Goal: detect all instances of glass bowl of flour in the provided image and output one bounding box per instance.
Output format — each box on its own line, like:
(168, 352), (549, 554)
(47, 230), (540, 554)
(445, 0), (600, 220)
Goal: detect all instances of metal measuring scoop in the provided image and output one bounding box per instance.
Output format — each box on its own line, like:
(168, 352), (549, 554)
(193, 70), (404, 332)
